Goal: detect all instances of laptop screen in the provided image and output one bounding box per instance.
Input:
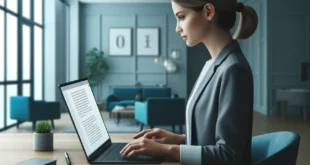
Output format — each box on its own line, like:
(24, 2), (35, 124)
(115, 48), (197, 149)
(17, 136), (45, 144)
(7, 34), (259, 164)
(60, 79), (109, 156)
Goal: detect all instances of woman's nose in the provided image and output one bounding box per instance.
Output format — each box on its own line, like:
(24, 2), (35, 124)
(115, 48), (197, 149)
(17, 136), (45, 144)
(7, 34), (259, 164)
(175, 24), (182, 33)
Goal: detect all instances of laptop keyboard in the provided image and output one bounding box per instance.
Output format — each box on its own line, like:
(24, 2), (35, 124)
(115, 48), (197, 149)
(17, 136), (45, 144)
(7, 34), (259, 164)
(98, 143), (126, 160)
(96, 143), (161, 163)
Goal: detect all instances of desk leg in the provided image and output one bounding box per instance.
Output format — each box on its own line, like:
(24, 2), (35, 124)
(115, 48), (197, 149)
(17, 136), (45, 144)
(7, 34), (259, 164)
(302, 107), (307, 123)
(281, 101), (287, 120)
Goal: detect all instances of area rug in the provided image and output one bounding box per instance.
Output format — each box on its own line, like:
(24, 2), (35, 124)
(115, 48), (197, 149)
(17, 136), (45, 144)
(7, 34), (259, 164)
(63, 119), (185, 134)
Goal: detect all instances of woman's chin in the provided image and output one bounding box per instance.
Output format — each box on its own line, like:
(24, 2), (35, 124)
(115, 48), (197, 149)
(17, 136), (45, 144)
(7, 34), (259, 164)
(186, 41), (199, 47)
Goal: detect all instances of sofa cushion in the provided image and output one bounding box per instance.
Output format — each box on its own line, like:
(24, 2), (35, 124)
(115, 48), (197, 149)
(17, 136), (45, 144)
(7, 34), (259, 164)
(142, 88), (171, 99)
(113, 88), (142, 100)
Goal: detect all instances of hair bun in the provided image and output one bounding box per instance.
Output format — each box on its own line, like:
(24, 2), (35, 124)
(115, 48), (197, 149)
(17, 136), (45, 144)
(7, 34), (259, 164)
(236, 2), (244, 12)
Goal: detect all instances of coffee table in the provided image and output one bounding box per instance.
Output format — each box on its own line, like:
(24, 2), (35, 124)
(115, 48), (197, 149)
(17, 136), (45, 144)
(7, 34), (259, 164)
(111, 107), (135, 125)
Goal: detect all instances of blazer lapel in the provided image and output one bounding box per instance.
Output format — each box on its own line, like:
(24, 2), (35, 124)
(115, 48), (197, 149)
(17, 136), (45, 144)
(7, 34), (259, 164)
(186, 40), (241, 144)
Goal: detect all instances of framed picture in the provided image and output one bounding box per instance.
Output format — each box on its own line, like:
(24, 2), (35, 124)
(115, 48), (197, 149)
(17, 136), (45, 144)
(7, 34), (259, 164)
(109, 28), (131, 56)
(137, 28), (159, 56)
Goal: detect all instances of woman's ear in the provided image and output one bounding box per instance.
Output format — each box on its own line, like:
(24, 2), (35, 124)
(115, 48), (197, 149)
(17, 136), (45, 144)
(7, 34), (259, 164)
(203, 3), (215, 21)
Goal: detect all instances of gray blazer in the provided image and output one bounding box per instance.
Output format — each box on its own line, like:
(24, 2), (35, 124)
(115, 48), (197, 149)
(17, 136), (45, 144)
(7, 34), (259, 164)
(180, 40), (253, 165)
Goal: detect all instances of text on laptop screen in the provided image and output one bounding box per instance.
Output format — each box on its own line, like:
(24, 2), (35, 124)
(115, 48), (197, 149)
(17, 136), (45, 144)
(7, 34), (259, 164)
(60, 80), (109, 156)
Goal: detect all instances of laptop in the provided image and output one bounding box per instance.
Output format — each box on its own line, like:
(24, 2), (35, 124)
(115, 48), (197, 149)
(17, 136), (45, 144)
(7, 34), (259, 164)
(58, 78), (162, 164)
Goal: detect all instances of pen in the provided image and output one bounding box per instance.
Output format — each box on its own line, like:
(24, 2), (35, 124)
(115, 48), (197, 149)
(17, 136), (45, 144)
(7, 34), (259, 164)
(64, 152), (72, 165)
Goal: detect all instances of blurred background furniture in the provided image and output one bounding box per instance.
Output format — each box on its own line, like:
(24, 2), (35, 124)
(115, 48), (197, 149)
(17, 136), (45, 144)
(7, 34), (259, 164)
(106, 87), (172, 117)
(276, 89), (310, 123)
(10, 96), (61, 130)
(251, 131), (300, 165)
(135, 98), (185, 133)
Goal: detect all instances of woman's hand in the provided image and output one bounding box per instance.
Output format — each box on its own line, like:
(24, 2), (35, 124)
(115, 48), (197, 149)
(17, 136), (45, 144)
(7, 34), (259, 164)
(133, 128), (185, 145)
(120, 137), (171, 158)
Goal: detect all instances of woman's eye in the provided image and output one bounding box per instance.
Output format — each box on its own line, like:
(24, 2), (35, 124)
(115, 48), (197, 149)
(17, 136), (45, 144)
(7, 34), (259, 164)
(178, 16), (185, 20)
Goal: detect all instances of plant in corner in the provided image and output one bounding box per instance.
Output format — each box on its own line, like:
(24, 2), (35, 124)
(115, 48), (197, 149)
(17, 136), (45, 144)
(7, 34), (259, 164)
(33, 121), (53, 151)
(85, 48), (109, 101)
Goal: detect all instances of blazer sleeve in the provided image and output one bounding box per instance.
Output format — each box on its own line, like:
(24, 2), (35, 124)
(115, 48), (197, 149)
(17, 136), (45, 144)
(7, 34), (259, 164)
(180, 63), (253, 165)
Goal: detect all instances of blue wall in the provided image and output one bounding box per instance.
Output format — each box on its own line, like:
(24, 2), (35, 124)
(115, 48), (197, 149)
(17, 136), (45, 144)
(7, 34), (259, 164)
(240, 0), (310, 117)
(268, 0), (310, 117)
(80, 3), (188, 100)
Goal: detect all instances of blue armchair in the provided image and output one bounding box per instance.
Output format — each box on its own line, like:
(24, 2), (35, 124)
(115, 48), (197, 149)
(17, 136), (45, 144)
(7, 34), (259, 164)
(135, 98), (185, 133)
(251, 131), (300, 165)
(10, 96), (61, 130)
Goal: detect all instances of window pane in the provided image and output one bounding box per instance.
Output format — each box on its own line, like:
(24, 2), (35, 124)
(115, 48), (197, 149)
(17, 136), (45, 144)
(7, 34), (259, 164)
(34, 26), (42, 100)
(23, 25), (30, 80)
(0, 85), (4, 129)
(0, 10), (3, 81)
(34, 0), (42, 24)
(23, 83), (31, 96)
(7, 0), (18, 13)
(23, 0), (31, 19)
(0, 0), (3, 7)
(6, 14), (18, 81)
(6, 84), (17, 126)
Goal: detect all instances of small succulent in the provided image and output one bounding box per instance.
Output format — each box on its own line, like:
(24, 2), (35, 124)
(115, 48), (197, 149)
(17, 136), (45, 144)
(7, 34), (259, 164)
(35, 121), (52, 133)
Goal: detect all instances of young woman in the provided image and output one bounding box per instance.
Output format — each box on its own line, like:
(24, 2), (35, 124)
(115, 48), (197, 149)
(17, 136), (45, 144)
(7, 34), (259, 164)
(120, 0), (258, 164)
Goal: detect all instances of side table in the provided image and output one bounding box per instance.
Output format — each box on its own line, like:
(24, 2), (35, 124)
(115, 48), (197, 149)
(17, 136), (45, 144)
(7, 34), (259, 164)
(276, 88), (310, 123)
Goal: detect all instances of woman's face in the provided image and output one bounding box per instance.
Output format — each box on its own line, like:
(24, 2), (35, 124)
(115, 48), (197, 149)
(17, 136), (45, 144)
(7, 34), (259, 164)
(171, 1), (211, 47)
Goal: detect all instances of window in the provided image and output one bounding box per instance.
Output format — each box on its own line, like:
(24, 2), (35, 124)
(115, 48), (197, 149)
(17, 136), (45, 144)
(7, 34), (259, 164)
(23, 83), (31, 96)
(0, 85), (3, 128)
(6, 13), (18, 81)
(0, 0), (44, 131)
(34, 26), (42, 100)
(0, 10), (4, 81)
(34, 0), (42, 24)
(23, 25), (31, 80)
(23, 0), (31, 19)
(6, 85), (17, 126)
(7, 0), (18, 13)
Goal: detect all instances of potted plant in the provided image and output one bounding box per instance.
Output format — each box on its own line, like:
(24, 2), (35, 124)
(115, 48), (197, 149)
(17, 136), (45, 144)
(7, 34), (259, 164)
(85, 48), (109, 104)
(33, 121), (53, 151)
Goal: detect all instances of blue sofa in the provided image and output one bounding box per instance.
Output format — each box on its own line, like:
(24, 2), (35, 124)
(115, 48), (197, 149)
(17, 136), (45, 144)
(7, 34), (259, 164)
(105, 87), (172, 115)
(10, 96), (61, 130)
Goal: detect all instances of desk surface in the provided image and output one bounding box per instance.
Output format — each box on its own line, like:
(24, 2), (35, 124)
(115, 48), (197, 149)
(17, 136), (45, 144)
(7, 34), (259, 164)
(0, 133), (179, 165)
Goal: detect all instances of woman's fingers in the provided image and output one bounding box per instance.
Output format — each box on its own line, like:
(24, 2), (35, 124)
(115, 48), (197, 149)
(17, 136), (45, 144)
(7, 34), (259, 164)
(133, 129), (153, 139)
(121, 143), (143, 156)
(143, 131), (158, 139)
(120, 140), (139, 154)
(127, 148), (145, 157)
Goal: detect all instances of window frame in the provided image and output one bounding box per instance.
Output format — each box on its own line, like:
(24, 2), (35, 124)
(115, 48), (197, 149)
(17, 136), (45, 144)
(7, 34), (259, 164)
(0, 0), (45, 132)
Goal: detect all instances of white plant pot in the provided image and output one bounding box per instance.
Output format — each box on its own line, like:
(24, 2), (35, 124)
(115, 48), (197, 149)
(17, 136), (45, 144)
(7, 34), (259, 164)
(33, 132), (54, 151)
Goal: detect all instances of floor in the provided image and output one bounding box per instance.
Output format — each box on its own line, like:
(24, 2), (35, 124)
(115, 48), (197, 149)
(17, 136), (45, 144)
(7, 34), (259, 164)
(2, 112), (310, 165)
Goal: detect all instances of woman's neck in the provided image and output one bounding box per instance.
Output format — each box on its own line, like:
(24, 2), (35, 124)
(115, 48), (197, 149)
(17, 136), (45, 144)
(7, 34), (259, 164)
(202, 27), (233, 60)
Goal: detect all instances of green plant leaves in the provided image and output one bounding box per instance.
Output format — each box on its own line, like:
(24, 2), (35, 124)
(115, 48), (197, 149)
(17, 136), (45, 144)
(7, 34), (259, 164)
(35, 121), (52, 133)
(85, 48), (109, 87)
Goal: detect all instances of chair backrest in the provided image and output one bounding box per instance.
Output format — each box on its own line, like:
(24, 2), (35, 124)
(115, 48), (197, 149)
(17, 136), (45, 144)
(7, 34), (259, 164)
(10, 96), (31, 120)
(251, 131), (300, 165)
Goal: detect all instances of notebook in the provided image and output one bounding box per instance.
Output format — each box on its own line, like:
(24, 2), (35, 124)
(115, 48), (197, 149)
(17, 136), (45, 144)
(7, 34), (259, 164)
(15, 158), (56, 165)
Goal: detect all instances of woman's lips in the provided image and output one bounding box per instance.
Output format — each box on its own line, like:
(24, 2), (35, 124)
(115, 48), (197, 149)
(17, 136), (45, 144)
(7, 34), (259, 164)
(182, 36), (187, 40)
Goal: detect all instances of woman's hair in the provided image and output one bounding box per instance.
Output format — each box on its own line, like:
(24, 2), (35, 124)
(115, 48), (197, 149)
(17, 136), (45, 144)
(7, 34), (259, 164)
(172, 0), (258, 40)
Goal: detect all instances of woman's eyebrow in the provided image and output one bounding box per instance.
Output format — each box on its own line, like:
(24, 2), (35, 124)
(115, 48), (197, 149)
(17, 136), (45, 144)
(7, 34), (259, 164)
(175, 11), (184, 16)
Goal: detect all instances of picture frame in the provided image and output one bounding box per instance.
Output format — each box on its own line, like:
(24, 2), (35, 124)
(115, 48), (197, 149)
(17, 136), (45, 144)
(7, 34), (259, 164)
(109, 28), (131, 56)
(137, 28), (159, 56)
